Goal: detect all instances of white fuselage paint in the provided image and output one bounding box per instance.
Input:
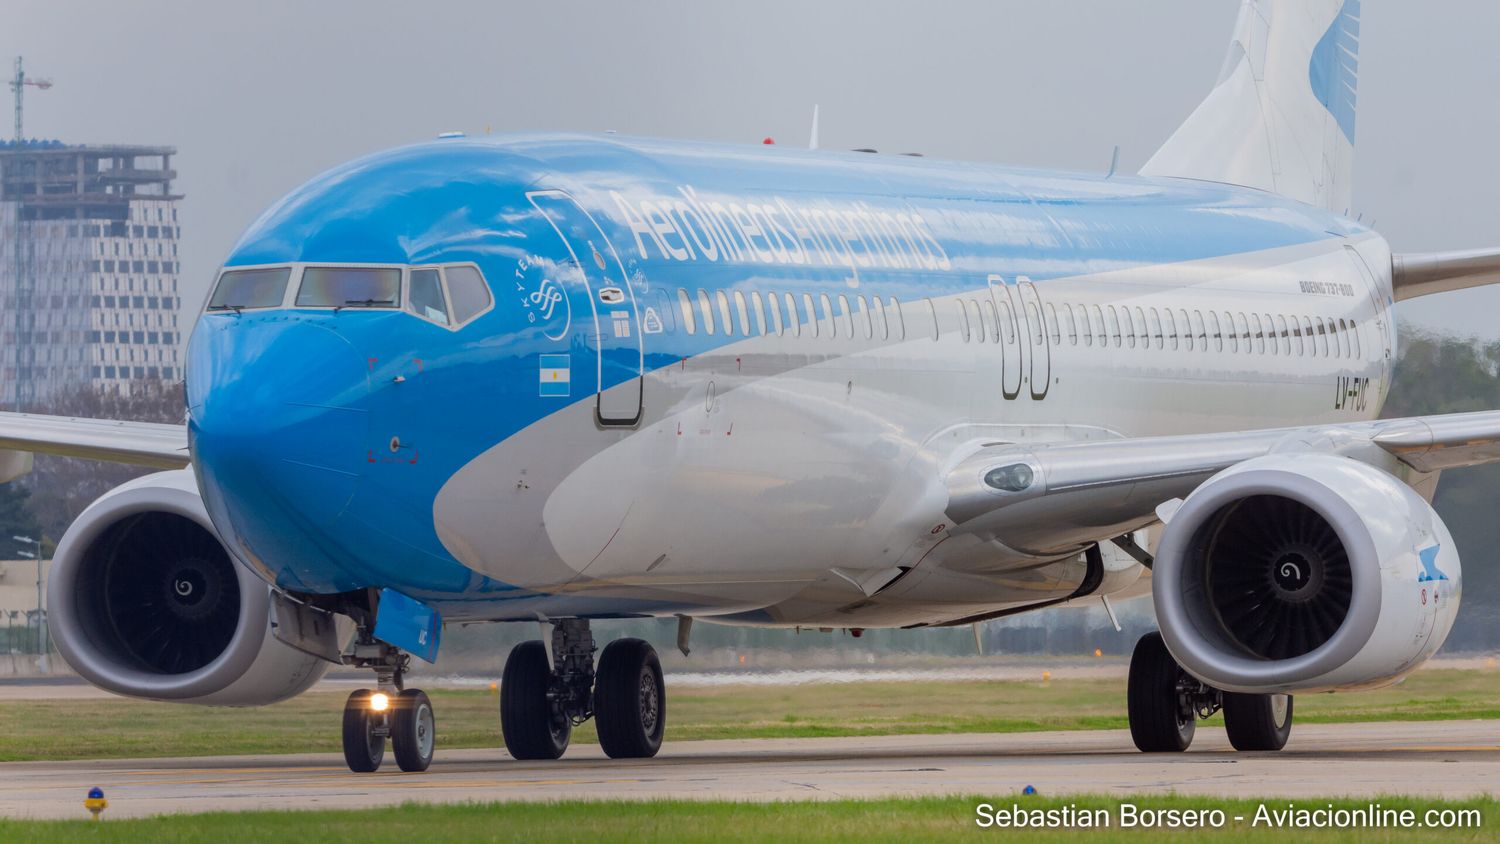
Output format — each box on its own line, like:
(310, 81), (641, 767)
(433, 234), (1391, 627)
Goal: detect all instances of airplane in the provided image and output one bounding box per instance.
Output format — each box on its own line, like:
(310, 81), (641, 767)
(4, 0), (1498, 772)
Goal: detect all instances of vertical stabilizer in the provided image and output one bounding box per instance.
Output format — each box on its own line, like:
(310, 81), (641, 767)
(1140, 0), (1360, 212)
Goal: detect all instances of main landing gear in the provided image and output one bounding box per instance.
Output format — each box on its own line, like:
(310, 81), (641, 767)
(341, 631), (436, 773)
(1127, 631), (1293, 753)
(500, 619), (666, 760)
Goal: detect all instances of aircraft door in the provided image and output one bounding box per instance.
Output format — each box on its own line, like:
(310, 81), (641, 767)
(527, 190), (644, 426)
(1015, 276), (1051, 399)
(987, 274), (1023, 400)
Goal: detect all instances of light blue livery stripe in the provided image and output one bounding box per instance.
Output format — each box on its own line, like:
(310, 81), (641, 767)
(1310, 0), (1360, 143)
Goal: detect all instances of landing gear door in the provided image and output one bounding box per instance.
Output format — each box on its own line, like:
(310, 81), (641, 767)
(528, 190), (644, 427)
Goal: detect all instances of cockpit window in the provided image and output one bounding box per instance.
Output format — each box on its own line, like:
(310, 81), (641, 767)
(444, 265), (492, 324)
(296, 267), (401, 308)
(408, 268), (450, 325)
(207, 267), (290, 311)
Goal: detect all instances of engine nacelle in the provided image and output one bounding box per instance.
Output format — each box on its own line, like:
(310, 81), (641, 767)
(1154, 454), (1461, 694)
(48, 469), (330, 706)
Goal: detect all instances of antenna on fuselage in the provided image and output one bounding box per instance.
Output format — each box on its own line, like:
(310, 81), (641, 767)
(1105, 145), (1120, 179)
(809, 104), (820, 150)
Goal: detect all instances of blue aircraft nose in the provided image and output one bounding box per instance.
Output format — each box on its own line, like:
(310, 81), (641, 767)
(188, 315), (371, 590)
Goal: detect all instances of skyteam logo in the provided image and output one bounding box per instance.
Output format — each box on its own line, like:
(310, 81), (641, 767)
(1309, 0), (1360, 143)
(1417, 543), (1449, 582)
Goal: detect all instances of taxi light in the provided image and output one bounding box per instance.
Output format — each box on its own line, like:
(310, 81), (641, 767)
(370, 692), (390, 712)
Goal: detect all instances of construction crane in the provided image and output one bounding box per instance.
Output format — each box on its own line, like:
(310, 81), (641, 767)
(9, 57), (53, 143)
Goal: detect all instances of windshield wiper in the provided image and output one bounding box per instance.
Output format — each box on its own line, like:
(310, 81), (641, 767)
(205, 304), (243, 314)
(334, 298), (396, 313)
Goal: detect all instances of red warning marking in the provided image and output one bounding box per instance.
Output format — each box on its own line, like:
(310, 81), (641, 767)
(409, 449), (419, 465)
(930, 524), (946, 535)
(736, 356), (742, 371)
(367, 358), (378, 371)
(414, 358), (424, 373)
(367, 450), (376, 463)
(726, 422), (734, 436)
(680, 356), (687, 371)
(676, 422), (682, 436)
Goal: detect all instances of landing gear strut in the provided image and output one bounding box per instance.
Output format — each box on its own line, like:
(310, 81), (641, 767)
(340, 622), (436, 773)
(500, 620), (666, 760)
(1127, 632), (1293, 752)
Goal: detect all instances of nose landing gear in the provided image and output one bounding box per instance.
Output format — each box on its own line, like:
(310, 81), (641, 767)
(1127, 631), (1294, 753)
(339, 629), (436, 773)
(499, 619), (666, 761)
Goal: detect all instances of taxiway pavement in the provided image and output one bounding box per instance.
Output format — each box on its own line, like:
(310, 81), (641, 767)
(0, 720), (1495, 819)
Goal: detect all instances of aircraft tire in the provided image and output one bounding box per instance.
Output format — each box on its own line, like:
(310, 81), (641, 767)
(1222, 692), (1293, 751)
(500, 640), (571, 760)
(341, 688), (386, 772)
(594, 638), (665, 759)
(392, 688), (436, 771)
(1128, 632), (1196, 752)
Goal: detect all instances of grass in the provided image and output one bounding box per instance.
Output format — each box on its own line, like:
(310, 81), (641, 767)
(0, 796), (1493, 842)
(0, 668), (1494, 762)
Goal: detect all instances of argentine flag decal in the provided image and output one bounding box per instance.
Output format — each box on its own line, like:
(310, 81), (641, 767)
(539, 354), (570, 397)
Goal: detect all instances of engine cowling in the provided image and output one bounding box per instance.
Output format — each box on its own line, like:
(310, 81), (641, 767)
(48, 469), (330, 705)
(1154, 454), (1461, 694)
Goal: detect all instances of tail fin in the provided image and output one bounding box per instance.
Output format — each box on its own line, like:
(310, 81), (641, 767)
(1140, 0), (1360, 212)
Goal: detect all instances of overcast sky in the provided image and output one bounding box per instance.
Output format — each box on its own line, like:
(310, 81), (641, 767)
(8, 1), (1500, 339)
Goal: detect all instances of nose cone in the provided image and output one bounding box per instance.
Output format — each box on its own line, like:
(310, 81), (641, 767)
(188, 315), (370, 590)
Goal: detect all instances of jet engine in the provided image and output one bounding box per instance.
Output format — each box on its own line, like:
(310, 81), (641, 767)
(47, 470), (330, 705)
(1153, 454), (1461, 694)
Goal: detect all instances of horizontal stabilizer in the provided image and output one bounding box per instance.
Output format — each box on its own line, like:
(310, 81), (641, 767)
(1392, 247), (1500, 302)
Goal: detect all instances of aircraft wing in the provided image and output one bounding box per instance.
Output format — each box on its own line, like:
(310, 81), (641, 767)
(944, 409), (1500, 551)
(0, 411), (190, 470)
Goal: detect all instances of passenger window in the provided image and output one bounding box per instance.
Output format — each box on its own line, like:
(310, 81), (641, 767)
(1162, 308), (1177, 351)
(697, 289), (716, 335)
(407, 268), (450, 325)
(678, 289), (696, 335)
(1045, 303), (1060, 344)
(1274, 315), (1289, 355)
(1290, 315), (1303, 356)
(956, 301), (972, 342)
(208, 266), (290, 311)
(887, 296), (905, 340)
(1188, 310), (1203, 352)
(819, 293), (837, 339)
(733, 291), (751, 335)
(1147, 308), (1163, 350)
(1338, 319), (1350, 358)
(802, 293), (819, 338)
(716, 291), (734, 335)
(768, 291), (784, 335)
(1315, 318), (1328, 356)
(1105, 305), (1121, 348)
(874, 297), (889, 340)
(1250, 313), (1265, 354)
(297, 266), (401, 309)
(1122, 307), (1136, 349)
(443, 265), (493, 324)
(1088, 305), (1104, 348)
(750, 291), (767, 335)
(783, 293), (799, 337)
(857, 296), (873, 340)
(837, 295), (855, 339)
(924, 298), (940, 341)
(999, 301), (1017, 345)
(1350, 319), (1361, 358)
(1063, 304), (1078, 346)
